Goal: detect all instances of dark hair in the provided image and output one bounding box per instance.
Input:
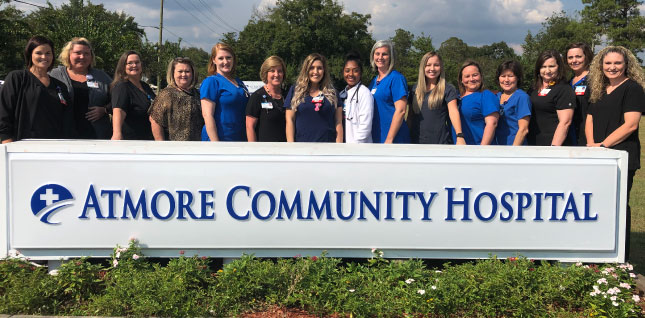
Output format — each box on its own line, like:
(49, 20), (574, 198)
(565, 42), (594, 70)
(343, 51), (363, 74)
(457, 60), (484, 95)
(533, 49), (567, 90)
(111, 50), (141, 89)
(496, 60), (524, 87)
(24, 36), (55, 71)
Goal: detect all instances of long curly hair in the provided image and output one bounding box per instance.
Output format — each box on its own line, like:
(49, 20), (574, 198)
(412, 52), (446, 113)
(290, 53), (337, 111)
(588, 46), (645, 103)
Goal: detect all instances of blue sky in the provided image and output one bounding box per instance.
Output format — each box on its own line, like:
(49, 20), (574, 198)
(10, 0), (591, 53)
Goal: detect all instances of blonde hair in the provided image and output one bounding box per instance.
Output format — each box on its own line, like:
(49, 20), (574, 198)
(259, 56), (286, 84)
(208, 42), (236, 76)
(370, 40), (395, 76)
(290, 53), (337, 111)
(59, 37), (95, 68)
(166, 57), (197, 89)
(413, 52), (446, 114)
(588, 46), (645, 103)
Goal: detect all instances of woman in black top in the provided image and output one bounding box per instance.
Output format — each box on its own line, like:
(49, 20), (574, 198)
(245, 56), (287, 142)
(527, 49), (576, 146)
(50, 37), (113, 139)
(586, 46), (645, 260)
(565, 42), (593, 146)
(111, 50), (156, 140)
(0, 36), (74, 142)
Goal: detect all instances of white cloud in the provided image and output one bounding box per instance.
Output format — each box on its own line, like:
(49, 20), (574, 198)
(489, 0), (563, 24)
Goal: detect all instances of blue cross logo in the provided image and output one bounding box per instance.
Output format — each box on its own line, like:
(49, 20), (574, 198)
(30, 184), (74, 224)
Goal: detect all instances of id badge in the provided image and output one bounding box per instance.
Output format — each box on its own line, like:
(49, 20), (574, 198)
(371, 88), (377, 95)
(261, 101), (273, 109)
(86, 81), (99, 89)
(312, 95), (323, 103)
(575, 85), (587, 96)
(538, 88), (551, 97)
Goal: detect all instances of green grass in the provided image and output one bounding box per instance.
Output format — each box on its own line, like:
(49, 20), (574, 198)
(629, 118), (645, 272)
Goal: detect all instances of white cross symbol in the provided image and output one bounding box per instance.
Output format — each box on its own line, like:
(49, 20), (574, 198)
(40, 188), (59, 206)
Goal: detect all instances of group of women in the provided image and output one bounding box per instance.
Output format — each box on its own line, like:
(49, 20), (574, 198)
(0, 36), (643, 256)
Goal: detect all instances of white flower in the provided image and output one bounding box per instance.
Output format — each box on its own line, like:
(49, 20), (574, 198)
(606, 287), (620, 295)
(597, 278), (608, 284)
(405, 278), (415, 284)
(48, 269), (59, 276)
(619, 282), (631, 289)
(559, 285), (565, 291)
(417, 289), (425, 295)
(371, 248), (376, 253)
(610, 296), (617, 301)
(132, 254), (140, 260)
(583, 265), (590, 269)
(629, 273), (637, 278)
(348, 289), (355, 293)
(575, 262), (582, 266)
(129, 236), (137, 242)
(633, 295), (640, 302)
(112, 259), (118, 267)
(379, 251), (384, 257)
(612, 301), (619, 306)
(431, 285), (437, 290)
(435, 270), (442, 273)
(116, 251), (121, 258)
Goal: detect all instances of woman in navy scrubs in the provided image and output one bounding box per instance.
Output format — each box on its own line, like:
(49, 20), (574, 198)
(566, 42), (593, 146)
(285, 53), (342, 142)
(586, 46), (645, 260)
(368, 40), (410, 143)
(527, 50), (576, 146)
(201, 42), (249, 141)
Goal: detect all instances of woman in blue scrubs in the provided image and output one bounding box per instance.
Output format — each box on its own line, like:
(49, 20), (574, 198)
(455, 60), (499, 145)
(368, 40), (410, 143)
(200, 42), (249, 141)
(495, 60), (531, 145)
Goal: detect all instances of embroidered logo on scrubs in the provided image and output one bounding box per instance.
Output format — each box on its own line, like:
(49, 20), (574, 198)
(312, 94), (324, 111)
(30, 184), (74, 225)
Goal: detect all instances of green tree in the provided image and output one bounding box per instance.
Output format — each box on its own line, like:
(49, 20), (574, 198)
(180, 46), (210, 85)
(581, 0), (645, 55)
(389, 29), (434, 85)
(0, 0), (29, 76)
(226, 0), (373, 87)
(437, 37), (473, 88)
(26, 0), (145, 76)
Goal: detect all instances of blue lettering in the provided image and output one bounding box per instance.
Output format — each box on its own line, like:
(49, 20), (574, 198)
(252, 190), (276, 220)
(561, 193), (582, 221)
(533, 193), (543, 221)
(277, 191), (302, 220)
(445, 187), (471, 221)
(227, 185), (250, 220)
(335, 191), (356, 221)
(122, 189), (149, 219)
(516, 192), (531, 221)
(177, 190), (198, 220)
(80, 184), (103, 219)
(474, 192), (497, 221)
(307, 191), (333, 220)
(417, 192), (437, 221)
(100, 189), (121, 219)
(151, 190), (175, 220)
(545, 192), (565, 221)
(395, 192), (415, 221)
(583, 193), (598, 220)
(384, 192), (394, 220)
(358, 191), (381, 220)
(199, 191), (216, 220)
(500, 192), (514, 222)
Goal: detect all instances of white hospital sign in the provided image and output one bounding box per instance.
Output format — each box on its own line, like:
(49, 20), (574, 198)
(0, 141), (629, 262)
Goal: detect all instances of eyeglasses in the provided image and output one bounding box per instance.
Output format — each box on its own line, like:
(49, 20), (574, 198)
(126, 61), (141, 66)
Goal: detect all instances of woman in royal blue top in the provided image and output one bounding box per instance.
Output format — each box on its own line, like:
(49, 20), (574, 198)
(566, 42), (593, 146)
(454, 60), (499, 145)
(201, 42), (249, 141)
(369, 40), (410, 143)
(495, 60), (531, 145)
(285, 53), (342, 142)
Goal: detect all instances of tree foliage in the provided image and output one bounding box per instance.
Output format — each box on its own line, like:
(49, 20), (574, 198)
(581, 0), (645, 55)
(0, 0), (30, 76)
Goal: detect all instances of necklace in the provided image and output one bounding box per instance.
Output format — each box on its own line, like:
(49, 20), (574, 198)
(264, 85), (282, 99)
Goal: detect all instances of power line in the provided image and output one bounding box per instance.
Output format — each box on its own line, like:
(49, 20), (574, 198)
(142, 25), (200, 48)
(187, 0), (229, 32)
(171, 0), (220, 36)
(197, 0), (240, 32)
(9, 0), (48, 9)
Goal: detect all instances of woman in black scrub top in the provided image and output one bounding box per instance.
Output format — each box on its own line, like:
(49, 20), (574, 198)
(110, 50), (156, 140)
(565, 42), (593, 145)
(586, 46), (645, 261)
(0, 36), (74, 142)
(527, 50), (576, 146)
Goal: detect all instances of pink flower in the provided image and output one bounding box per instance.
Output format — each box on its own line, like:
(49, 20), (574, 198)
(311, 256), (318, 261)
(179, 250), (185, 255)
(112, 259), (118, 267)
(132, 254), (140, 260)
(129, 236), (137, 242)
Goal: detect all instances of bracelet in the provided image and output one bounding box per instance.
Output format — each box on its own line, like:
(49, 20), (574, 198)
(456, 133), (465, 138)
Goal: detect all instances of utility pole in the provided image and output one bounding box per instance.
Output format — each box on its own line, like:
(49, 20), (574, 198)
(156, 0), (164, 94)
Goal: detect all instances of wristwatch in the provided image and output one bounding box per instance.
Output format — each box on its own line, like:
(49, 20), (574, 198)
(456, 133), (465, 139)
